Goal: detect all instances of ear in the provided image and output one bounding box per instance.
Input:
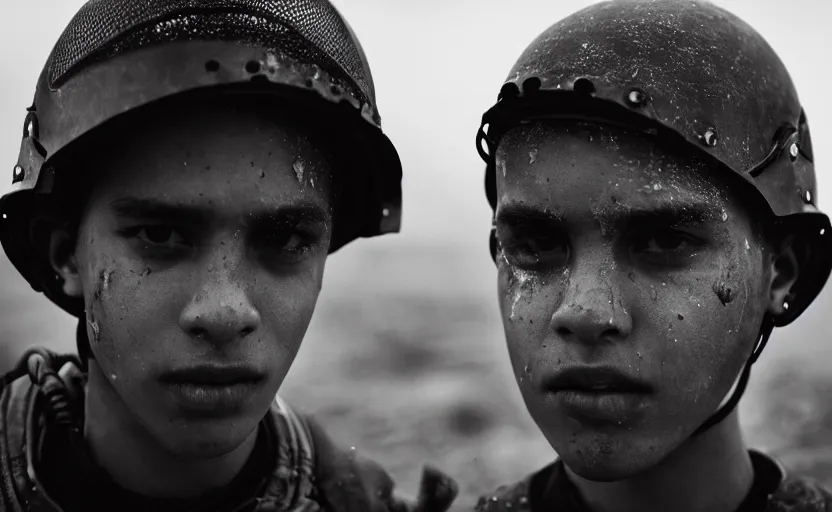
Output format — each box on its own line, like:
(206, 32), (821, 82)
(766, 234), (800, 317)
(48, 226), (83, 298)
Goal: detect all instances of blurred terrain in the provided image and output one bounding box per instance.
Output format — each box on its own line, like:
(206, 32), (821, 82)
(2, 242), (831, 507)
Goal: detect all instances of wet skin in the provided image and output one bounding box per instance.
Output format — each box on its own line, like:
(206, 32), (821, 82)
(493, 121), (790, 483)
(49, 97), (334, 496)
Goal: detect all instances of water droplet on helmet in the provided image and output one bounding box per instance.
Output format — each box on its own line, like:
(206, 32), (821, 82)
(702, 128), (718, 147)
(627, 89), (646, 106)
(790, 143), (799, 159)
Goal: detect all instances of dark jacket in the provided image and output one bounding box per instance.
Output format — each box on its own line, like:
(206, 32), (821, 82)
(0, 351), (457, 512)
(474, 451), (832, 512)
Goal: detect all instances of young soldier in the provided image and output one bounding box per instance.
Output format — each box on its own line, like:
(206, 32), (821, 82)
(473, 1), (832, 510)
(0, 1), (457, 511)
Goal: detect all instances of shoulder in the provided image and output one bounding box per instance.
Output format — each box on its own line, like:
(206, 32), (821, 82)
(0, 349), (84, 512)
(474, 478), (534, 512)
(475, 462), (560, 512)
(769, 474), (832, 511)
(262, 396), (457, 511)
(0, 354), (41, 510)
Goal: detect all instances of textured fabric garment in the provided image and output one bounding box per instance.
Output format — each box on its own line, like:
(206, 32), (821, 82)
(0, 351), (456, 512)
(474, 451), (832, 512)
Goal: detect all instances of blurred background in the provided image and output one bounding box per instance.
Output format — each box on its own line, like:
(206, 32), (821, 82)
(1, 0), (831, 505)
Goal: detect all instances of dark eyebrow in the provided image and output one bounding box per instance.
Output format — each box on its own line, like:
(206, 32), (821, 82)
(110, 197), (214, 224)
(495, 199), (723, 230)
(495, 203), (564, 226)
(109, 197), (329, 226)
(606, 201), (723, 229)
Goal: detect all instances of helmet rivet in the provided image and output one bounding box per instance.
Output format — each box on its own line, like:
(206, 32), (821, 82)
(821, 228), (826, 236)
(702, 128), (718, 147)
(789, 143), (799, 159)
(13, 165), (23, 178)
(805, 190), (813, 204)
(627, 89), (647, 106)
(783, 301), (790, 311)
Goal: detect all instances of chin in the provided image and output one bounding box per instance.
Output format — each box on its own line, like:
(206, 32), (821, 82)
(157, 420), (259, 460)
(561, 455), (635, 482)
(551, 431), (670, 483)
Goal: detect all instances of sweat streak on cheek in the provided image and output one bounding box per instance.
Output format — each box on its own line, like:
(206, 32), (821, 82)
(85, 254), (164, 381)
(85, 261), (117, 372)
(498, 251), (572, 384)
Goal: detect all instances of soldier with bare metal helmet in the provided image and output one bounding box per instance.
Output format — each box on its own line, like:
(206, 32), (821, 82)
(472, 1), (832, 510)
(0, 1), (457, 511)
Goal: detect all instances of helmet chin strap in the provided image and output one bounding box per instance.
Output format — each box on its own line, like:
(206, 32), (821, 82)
(76, 318), (91, 372)
(691, 316), (776, 437)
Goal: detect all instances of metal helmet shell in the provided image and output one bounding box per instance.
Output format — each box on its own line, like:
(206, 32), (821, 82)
(1, 0), (402, 318)
(477, 0), (831, 326)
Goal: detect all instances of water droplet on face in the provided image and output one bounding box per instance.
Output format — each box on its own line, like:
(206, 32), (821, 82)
(721, 211), (728, 222)
(509, 270), (535, 321)
(528, 148), (538, 164)
(293, 159), (305, 183)
(498, 159), (507, 177)
(110, 373), (117, 380)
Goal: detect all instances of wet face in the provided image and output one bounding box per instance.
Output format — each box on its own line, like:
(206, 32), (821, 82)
(494, 122), (773, 481)
(53, 98), (334, 457)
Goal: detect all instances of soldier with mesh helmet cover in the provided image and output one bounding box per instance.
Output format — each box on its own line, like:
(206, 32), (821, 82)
(0, 1), (458, 511)
(472, 1), (832, 511)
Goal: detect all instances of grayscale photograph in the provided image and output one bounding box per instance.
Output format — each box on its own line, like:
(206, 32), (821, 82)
(0, 1), (830, 511)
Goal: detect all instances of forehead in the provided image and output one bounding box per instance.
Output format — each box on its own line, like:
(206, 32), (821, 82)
(83, 96), (334, 215)
(495, 122), (729, 216)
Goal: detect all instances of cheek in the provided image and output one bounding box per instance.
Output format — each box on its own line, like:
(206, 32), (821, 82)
(646, 247), (766, 399)
(257, 259), (326, 350)
(81, 253), (177, 376)
(498, 258), (567, 370)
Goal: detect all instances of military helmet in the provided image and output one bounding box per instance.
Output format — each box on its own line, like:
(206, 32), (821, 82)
(0, 0), (402, 319)
(476, 0), (831, 328)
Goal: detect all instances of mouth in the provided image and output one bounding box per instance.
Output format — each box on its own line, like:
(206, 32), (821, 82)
(542, 366), (653, 424)
(160, 365), (266, 386)
(159, 365), (266, 416)
(543, 366), (653, 394)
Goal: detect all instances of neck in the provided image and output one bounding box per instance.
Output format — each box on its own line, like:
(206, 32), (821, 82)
(566, 410), (754, 512)
(83, 360), (259, 498)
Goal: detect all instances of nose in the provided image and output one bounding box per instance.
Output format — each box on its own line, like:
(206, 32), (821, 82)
(550, 261), (632, 344)
(179, 256), (260, 346)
